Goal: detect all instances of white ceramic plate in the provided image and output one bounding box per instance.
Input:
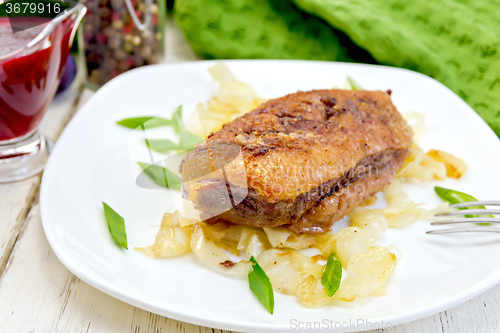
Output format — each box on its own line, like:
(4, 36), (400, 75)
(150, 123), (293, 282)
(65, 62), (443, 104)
(41, 60), (500, 332)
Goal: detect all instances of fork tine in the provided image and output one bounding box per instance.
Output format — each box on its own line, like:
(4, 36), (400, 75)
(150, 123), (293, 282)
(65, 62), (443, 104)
(430, 218), (500, 225)
(435, 209), (500, 216)
(451, 201), (500, 208)
(427, 228), (500, 234)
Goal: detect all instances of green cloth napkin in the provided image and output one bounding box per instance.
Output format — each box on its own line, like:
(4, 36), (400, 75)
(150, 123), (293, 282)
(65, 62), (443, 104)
(174, 0), (500, 137)
(173, 0), (352, 61)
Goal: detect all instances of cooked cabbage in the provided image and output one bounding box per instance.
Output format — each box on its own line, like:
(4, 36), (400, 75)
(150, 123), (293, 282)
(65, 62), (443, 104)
(188, 63), (267, 138)
(397, 144), (447, 183)
(190, 223), (252, 276)
(263, 226), (315, 249)
(263, 227), (291, 248)
(290, 250), (324, 279)
(397, 112), (467, 183)
(138, 209), (398, 307)
(246, 233), (266, 258)
(349, 208), (388, 231)
(348, 180), (452, 230)
(135, 211), (191, 258)
(403, 112), (426, 143)
(296, 246), (397, 306)
(426, 149), (468, 178)
(316, 226), (379, 268)
(383, 179), (426, 228)
(297, 274), (332, 307)
(360, 195), (378, 207)
(333, 246), (397, 302)
(257, 250), (302, 295)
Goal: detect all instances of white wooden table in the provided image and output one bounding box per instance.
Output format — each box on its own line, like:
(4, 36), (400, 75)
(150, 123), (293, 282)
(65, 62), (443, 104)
(1, 18), (499, 333)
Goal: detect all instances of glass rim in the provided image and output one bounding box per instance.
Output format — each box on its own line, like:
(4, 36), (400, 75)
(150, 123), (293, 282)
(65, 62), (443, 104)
(0, 3), (86, 61)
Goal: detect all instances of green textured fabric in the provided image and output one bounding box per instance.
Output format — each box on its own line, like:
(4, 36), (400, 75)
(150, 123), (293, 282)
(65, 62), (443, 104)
(173, 0), (352, 61)
(173, 0), (500, 137)
(292, 0), (500, 136)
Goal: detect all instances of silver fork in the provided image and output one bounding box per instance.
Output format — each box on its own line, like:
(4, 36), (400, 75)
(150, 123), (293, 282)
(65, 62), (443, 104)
(426, 201), (500, 234)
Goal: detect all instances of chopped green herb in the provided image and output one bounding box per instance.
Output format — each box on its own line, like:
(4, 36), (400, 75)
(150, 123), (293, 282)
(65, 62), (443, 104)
(145, 106), (204, 152)
(435, 187), (492, 223)
(116, 105), (183, 133)
(116, 116), (172, 129)
(147, 136), (203, 152)
(170, 106), (183, 134)
(248, 256), (274, 314)
(148, 131), (204, 152)
(102, 202), (128, 250)
(117, 106), (204, 152)
(321, 253), (342, 297)
(180, 128), (204, 148)
(148, 139), (183, 152)
(137, 162), (182, 190)
(347, 76), (363, 90)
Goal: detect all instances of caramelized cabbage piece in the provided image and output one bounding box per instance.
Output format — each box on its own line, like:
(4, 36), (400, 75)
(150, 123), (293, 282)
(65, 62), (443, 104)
(190, 223), (253, 276)
(188, 63), (267, 138)
(296, 246), (397, 306)
(349, 208), (388, 231)
(397, 113), (467, 183)
(257, 250), (302, 295)
(426, 150), (468, 178)
(135, 211), (191, 258)
(397, 144), (447, 183)
(383, 179), (426, 228)
(348, 179), (452, 229)
(315, 226), (379, 268)
(263, 227), (315, 250)
(332, 246), (397, 302)
(403, 112), (426, 143)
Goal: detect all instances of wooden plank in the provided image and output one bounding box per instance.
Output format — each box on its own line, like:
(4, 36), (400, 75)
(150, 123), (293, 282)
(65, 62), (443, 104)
(0, 85), (82, 276)
(0, 176), (40, 276)
(2, 17), (500, 333)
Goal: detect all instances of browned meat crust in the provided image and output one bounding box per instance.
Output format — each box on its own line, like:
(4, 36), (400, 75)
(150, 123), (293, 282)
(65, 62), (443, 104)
(180, 89), (413, 233)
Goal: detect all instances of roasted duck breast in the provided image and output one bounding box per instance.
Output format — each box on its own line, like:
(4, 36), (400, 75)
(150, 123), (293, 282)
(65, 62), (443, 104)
(180, 89), (413, 233)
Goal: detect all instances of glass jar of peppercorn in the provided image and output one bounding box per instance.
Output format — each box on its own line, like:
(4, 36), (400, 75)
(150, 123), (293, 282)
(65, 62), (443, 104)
(80, 0), (165, 88)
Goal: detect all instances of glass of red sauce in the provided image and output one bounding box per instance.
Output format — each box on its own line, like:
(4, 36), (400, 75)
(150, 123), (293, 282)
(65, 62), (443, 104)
(0, 4), (86, 182)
